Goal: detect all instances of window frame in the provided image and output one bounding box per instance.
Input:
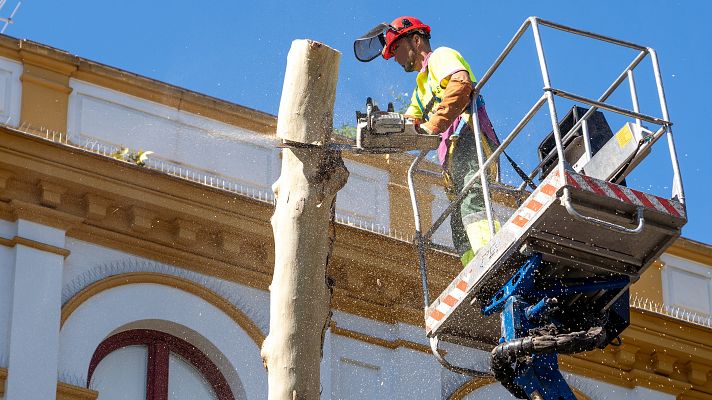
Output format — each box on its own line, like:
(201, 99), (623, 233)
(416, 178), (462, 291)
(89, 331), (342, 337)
(661, 254), (712, 316)
(88, 329), (234, 400)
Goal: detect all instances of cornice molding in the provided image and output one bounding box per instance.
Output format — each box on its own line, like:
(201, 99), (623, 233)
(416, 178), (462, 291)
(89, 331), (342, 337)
(19, 47), (78, 76)
(0, 235), (70, 258)
(61, 272), (266, 346)
(38, 180), (67, 208)
(329, 321), (438, 356)
(667, 239), (712, 267)
(7, 199), (84, 230)
(20, 72), (73, 94)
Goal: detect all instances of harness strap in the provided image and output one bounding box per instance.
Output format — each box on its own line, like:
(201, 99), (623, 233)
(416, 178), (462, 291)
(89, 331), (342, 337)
(476, 95), (538, 190)
(415, 90), (440, 122)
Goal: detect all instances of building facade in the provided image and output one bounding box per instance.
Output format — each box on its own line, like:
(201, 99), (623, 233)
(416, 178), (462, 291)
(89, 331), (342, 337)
(0, 36), (711, 400)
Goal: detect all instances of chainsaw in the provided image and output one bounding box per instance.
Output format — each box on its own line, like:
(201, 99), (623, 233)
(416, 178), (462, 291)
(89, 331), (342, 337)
(351, 98), (440, 154)
(281, 98), (440, 154)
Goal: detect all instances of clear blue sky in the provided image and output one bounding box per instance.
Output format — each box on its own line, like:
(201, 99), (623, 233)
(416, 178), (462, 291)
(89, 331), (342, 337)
(9, 1), (711, 244)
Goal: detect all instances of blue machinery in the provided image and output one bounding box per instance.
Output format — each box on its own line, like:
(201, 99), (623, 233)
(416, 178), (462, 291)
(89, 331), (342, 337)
(486, 253), (629, 399)
(406, 18), (687, 399)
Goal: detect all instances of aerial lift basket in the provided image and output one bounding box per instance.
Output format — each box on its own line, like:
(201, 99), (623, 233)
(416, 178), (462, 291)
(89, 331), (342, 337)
(407, 17), (686, 354)
(424, 164), (686, 345)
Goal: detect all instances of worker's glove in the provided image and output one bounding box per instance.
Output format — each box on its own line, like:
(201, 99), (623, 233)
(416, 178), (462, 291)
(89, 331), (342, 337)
(417, 123), (435, 135)
(404, 115), (423, 125)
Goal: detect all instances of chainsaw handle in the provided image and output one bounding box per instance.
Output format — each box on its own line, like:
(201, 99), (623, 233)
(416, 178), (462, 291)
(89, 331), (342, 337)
(561, 187), (645, 234)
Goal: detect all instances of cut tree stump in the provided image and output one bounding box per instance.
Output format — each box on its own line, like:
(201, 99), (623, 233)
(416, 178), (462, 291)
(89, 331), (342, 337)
(261, 39), (348, 400)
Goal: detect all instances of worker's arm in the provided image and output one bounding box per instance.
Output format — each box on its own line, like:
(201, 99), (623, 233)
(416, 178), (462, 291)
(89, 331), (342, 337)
(421, 70), (473, 134)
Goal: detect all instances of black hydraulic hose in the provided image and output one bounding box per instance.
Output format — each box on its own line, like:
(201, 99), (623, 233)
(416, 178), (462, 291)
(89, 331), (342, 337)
(490, 326), (608, 399)
(430, 336), (492, 378)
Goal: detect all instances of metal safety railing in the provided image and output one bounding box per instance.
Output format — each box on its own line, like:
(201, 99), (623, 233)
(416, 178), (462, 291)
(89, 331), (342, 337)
(407, 16), (685, 314)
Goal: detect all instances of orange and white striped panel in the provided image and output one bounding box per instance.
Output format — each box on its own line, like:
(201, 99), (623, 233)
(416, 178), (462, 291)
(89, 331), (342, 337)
(507, 169), (565, 234)
(563, 172), (685, 218)
(425, 276), (470, 333)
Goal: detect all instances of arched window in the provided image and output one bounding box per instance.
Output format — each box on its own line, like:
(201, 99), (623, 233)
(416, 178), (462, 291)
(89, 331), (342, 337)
(88, 329), (234, 400)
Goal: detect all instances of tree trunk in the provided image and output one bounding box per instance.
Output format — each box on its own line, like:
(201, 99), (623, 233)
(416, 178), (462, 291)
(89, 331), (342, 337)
(261, 39), (347, 400)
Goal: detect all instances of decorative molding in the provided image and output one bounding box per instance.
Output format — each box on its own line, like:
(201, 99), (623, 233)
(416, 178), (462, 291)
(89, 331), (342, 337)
(220, 231), (242, 254)
(61, 271), (266, 346)
(39, 179), (67, 208)
(685, 361), (711, 386)
(679, 389), (712, 400)
(563, 350), (697, 396)
(652, 351), (677, 376)
(61, 260), (269, 333)
(19, 47), (78, 76)
(0, 168), (12, 192)
(0, 235), (70, 258)
(2, 125), (712, 347)
(20, 73), (73, 94)
(9, 199), (84, 230)
(83, 193), (111, 221)
(56, 381), (98, 400)
(174, 218), (200, 246)
(667, 239), (712, 267)
(329, 321), (440, 356)
(614, 343), (640, 371)
(68, 224), (273, 291)
(447, 376), (497, 400)
(0, 125), (458, 322)
(129, 206), (154, 232)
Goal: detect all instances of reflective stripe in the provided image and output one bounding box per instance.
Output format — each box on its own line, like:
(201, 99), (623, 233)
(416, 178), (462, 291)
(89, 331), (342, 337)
(415, 91), (428, 121)
(414, 75), (442, 121)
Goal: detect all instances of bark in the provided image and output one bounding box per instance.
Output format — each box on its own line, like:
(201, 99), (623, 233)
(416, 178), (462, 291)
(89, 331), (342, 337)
(261, 39), (347, 400)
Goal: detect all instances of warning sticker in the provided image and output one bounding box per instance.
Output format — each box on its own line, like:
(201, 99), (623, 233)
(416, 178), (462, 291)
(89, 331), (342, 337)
(616, 123), (634, 148)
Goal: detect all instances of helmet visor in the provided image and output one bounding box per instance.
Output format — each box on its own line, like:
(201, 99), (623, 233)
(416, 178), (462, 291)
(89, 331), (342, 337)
(353, 23), (390, 62)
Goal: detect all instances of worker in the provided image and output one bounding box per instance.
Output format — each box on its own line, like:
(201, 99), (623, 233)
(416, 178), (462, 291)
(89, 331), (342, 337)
(355, 16), (500, 266)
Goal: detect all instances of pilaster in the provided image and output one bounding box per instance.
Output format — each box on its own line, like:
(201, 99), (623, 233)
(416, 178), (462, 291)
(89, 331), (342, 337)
(19, 47), (77, 133)
(4, 219), (68, 400)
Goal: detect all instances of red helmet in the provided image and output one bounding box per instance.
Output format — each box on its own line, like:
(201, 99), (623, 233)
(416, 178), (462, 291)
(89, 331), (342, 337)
(382, 16), (431, 60)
